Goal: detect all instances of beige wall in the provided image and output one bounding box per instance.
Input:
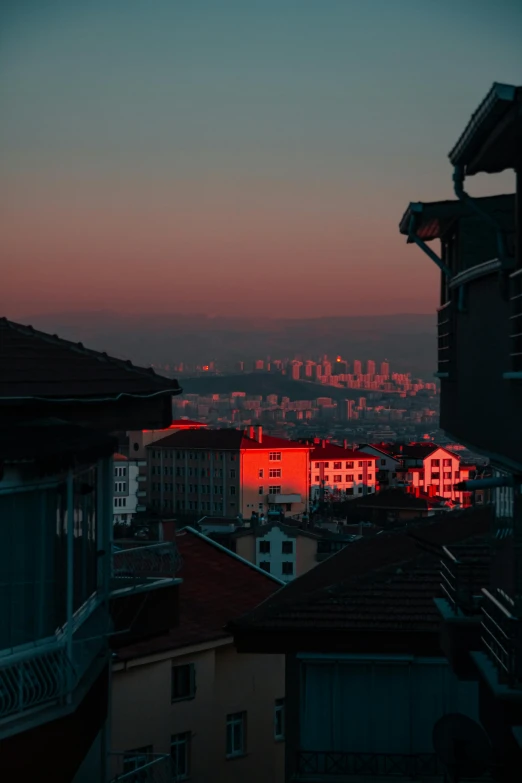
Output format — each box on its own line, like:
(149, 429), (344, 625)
(295, 534), (318, 577)
(240, 447), (310, 518)
(111, 640), (285, 783)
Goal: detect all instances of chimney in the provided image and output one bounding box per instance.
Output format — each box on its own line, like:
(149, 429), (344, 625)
(321, 439), (326, 448)
(399, 444), (403, 453)
(248, 426), (255, 440)
(343, 439), (348, 449)
(254, 425), (263, 443)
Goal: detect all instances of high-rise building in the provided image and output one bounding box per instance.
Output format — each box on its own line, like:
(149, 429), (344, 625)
(291, 361), (302, 380)
(353, 359), (362, 375)
(367, 360), (376, 376)
(380, 360), (390, 378)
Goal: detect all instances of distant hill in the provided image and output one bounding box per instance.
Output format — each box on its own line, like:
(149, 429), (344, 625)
(183, 374), (383, 400)
(23, 311), (436, 376)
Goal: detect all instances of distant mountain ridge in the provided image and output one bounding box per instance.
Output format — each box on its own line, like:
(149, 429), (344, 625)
(20, 311), (436, 376)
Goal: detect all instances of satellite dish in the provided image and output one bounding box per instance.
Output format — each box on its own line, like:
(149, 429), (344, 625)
(433, 713), (493, 782)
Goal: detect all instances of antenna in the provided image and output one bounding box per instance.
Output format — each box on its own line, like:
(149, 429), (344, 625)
(432, 713), (493, 782)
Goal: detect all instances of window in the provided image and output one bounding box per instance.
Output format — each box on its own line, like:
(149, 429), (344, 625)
(230, 486), (236, 495)
(274, 699), (285, 740)
(314, 475), (320, 481)
(114, 481), (127, 493)
(444, 472), (452, 479)
(444, 484), (452, 492)
(455, 471), (460, 479)
(346, 488), (354, 495)
(123, 746), (153, 774)
(358, 461), (363, 467)
(323, 462), (330, 468)
(333, 475), (342, 483)
(443, 458), (452, 466)
(314, 462), (320, 468)
(381, 459), (386, 466)
(324, 475), (329, 482)
(346, 461), (354, 469)
(269, 486), (282, 494)
(432, 472), (440, 479)
(259, 540), (270, 553)
(258, 486), (264, 495)
(230, 469), (236, 478)
(367, 474), (373, 481)
(259, 469), (264, 478)
(282, 562), (294, 575)
(431, 459), (440, 467)
(171, 733), (190, 780)
(346, 474), (354, 482)
(259, 561), (271, 572)
(269, 452), (282, 461)
(171, 663), (195, 702)
(357, 487), (363, 494)
(114, 466), (127, 477)
(269, 468), (282, 478)
(226, 712), (246, 758)
(358, 474), (363, 480)
(282, 541), (293, 555)
(333, 462), (342, 470)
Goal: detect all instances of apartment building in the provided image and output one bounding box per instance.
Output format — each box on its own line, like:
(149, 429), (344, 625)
(111, 527), (285, 783)
(309, 441), (378, 502)
(145, 425), (311, 519)
(113, 454), (140, 525)
(0, 318), (182, 783)
(360, 442), (475, 506)
(399, 82), (522, 774)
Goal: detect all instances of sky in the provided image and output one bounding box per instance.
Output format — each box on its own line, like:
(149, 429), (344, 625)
(1, 0), (521, 320)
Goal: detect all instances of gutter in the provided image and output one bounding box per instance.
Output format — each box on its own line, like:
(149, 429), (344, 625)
(407, 215), (452, 278)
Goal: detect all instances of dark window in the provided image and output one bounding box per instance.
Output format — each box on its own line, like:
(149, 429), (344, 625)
(282, 541), (293, 554)
(171, 663), (195, 702)
(226, 712), (246, 757)
(259, 541), (270, 553)
(171, 733), (190, 780)
(274, 699), (285, 740)
(381, 459), (386, 465)
(282, 562), (294, 575)
(123, 746), (153, 774)
(259, 561), (271, 572)
(358, 474), (363, 480)
(258, 486), (264, 495)
(333, 462), (342, 469)
(346, 461), (354, 469)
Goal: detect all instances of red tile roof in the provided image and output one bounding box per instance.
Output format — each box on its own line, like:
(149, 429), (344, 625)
(229, 507), (492, 636)
(311, 443), (378, 461)
(0, 318), (181, 400)
(148, 428), (310, 451)
(369, 442), (456, 461)
(114, 527), (283, 661)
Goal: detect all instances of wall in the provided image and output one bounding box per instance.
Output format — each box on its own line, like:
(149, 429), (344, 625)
(235, 527), (318, 581)
(111, 642), (285, 783)
(240, 448), (310, 518)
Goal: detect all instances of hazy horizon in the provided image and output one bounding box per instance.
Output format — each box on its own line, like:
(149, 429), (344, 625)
(2, 0), (521, 320)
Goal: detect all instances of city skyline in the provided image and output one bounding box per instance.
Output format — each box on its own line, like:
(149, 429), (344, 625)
(2, 0), (521, 320)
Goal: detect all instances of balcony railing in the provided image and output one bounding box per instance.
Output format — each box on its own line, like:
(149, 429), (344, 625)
(508, 269), (522, 374)
(437, 300), (453, 377)
(481, 589), (522, 688)
(296, 751), (443, 779)
(440, 543), (490, 616)
(112, 542), (182, 590)
(109, 753), (175, 783)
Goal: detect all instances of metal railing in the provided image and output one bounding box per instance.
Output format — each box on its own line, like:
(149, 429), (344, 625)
(109, 753), (175, 783)
(296, 751), (442, 778)
(509, 269), (522, 373)
(440, 545), (489, 615)
(481, 589), (522, 688)
(0, 642), (75, 721)
(437, 300), (453, 376)
(112, 542), (182, 587)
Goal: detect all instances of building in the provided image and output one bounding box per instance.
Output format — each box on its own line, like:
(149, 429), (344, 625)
(399, 82), (522, 773)
(358, 443), (402, 488)
(0, 317), (182, 782)
(353, 360), (362, 375)
(380, 360), (390, 378)
(145, 425), (311, 520)
(309, 441), (378, 503)
(128, 419), (207, 460)
(366, 359), (376, 376)
(230, 521), (354, 582)
(229, 510), (491, 783)
(111, 527), (286, 783)
(360, 442), (475, 506)
(349, 487), (450, 524)
(113, 454), (140, 526)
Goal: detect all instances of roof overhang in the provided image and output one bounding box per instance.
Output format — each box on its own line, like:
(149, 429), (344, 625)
(448, 82), (522, 175)
(399, 194), (515, 243)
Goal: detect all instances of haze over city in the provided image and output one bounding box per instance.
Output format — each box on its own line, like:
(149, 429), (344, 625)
(2, 0), (521, 326)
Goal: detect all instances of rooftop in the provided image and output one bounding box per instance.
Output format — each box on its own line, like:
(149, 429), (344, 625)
(352, 487), (447, 511)
(147, 427), (311, 451)
(311, 442), (378, 461)
(114, 527), (283, 661)
(0, 318), (181, 402)
(368, 442), (455, 461)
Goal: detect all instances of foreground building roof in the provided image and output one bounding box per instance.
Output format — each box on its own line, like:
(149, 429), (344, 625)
(148, 427), (310, 451)
(114, 527), (283, 661)
(310, 442), (378, 461)
(0, 317), (181, 401)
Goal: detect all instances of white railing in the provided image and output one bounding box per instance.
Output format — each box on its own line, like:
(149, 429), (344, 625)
(0, 643), (75, 720)
(109, 753), (175, 783)
(112, 542), (182, 582)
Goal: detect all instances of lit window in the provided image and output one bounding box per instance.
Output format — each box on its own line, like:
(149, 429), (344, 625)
(226, 712), (246, 758)
(171, 663), (196, 702)
(274, 699), (285, 740)
(269, 452), (282, 461)
(171, 733), (190, 780)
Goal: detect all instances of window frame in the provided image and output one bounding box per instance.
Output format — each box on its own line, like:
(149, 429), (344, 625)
(269, 452), (282, 461)
(226, 712), (246, 758)
(171, 662), (196, 703)
(274, 699), (285, 741)
(170, 732), (191, 780)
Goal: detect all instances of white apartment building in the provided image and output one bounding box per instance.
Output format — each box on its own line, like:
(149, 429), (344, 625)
(113, 454), (140, 525)
(309, 442), (378, 502)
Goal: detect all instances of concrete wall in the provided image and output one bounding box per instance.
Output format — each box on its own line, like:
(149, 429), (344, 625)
(111, 642), (285, 783)
(240, 448), (310, 518)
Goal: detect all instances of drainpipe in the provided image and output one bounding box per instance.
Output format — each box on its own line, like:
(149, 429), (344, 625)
(407, 216), (452, 278)
(453, 165), (507, 261)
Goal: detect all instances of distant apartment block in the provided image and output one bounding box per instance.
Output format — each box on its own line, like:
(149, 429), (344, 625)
(309, 441), (378, 502)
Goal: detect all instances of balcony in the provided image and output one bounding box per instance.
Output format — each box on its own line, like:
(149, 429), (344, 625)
(480, 588), (522, 689)
(109, 752), (174, 783)
(437, 300), (453, 379)
(109, 542), (182, 647)
(267, 493), (301, 504)
(507, 268), (522, 376)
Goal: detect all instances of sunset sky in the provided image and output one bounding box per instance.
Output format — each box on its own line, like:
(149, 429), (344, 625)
(2, 0), (521, 320)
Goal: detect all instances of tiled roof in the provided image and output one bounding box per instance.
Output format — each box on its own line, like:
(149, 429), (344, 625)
(369, 442), (458, 461)
(114, 527), (283, 661)
(0, 318), (181, 400)
(352, 488), (444, 511)
(148, 427), (310, 451)
(114, 453), (128, 461)
(311, 443), (378, 461)
(229, 507), (491, 635)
